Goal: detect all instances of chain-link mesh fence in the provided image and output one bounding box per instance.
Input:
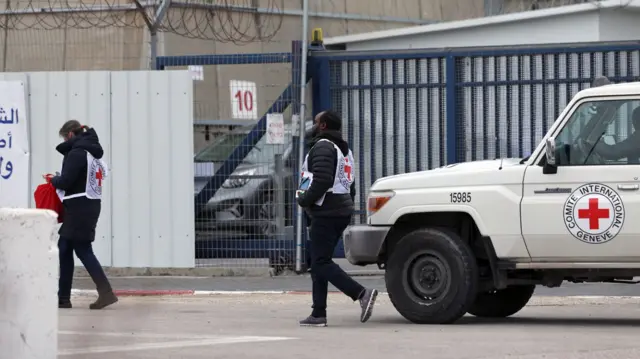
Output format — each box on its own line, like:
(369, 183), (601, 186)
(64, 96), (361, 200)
(158, 47), (300, 271)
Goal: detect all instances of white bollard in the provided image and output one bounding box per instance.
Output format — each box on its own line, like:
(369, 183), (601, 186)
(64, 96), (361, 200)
(0, 208), (59, 359)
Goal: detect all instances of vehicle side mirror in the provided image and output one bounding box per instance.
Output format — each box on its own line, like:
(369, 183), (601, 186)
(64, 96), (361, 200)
(603, 135), (616, 145)
(543, 138), (558, 174)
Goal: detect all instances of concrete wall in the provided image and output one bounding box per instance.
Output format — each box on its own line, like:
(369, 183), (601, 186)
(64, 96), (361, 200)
(0, 12), (146, 72)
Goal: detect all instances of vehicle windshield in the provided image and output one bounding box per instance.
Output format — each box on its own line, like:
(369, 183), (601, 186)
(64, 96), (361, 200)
(194, 126), (294, 163)
(243, 129), (292, 164)
(193, 129), (249, 162)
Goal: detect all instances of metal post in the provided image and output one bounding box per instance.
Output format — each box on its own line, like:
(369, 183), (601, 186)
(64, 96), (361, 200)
(274, 154), (285, 241)
(294, 0), (309, 272)
(149, 0), (171, 70)
(149, 29), (158, 70)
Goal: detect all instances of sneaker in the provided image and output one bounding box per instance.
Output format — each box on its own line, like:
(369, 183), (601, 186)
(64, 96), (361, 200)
(358, 288), (378, 323)
(299, 316), (327, 327)
(89, 291), (118, 310)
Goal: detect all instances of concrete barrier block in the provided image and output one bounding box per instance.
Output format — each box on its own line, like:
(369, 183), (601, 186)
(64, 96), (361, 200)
(0, 208), (59, 359)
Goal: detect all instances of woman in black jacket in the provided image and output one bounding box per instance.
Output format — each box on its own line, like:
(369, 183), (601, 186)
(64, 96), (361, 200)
(50, 120), (117, 310)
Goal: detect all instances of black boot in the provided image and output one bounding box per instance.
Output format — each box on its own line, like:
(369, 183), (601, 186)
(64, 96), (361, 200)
(90, 281), (118, 310)
(58, 299), (72, 309)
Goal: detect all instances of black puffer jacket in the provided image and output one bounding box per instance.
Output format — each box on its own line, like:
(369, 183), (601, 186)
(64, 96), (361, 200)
(51, 128), (104, 242)
(297, 130), (356, 218)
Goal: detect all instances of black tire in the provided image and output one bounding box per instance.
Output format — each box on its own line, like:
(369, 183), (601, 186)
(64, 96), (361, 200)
(246, 192), (276, 237)
(467, 285), (535, 318)
(385, 227), (479, 324)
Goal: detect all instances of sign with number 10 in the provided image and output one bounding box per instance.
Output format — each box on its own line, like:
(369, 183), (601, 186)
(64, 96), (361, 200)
(229, 80), (258, 120)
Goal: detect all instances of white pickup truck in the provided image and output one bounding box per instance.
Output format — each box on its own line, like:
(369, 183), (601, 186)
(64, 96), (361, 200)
(343, 79), (640, 324)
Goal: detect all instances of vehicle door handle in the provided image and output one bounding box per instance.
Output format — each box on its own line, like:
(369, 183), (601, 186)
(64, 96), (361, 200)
(618, 184), (639, 191)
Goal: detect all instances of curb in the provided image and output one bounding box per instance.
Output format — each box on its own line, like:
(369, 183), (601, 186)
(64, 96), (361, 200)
(70, 290), (640, 300)
(70, 289), (383, 297)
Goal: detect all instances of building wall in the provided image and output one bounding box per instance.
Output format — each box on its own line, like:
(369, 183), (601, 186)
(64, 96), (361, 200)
(599, 8), (640, 41)
(341, 12), (602, 52)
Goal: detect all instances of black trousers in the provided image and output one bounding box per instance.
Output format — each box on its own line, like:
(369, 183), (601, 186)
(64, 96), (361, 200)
(58, 237), (111, 301)
(308, 216), (365, 317)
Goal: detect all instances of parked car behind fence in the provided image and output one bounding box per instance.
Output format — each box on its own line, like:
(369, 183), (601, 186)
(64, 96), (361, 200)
(193, 122), (311, 238)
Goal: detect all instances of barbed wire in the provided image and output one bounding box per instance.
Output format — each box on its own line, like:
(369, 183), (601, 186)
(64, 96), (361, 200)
(0, 0), (285, 43)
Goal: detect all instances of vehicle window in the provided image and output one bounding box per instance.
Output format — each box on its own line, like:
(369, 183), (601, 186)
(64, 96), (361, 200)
(243, 131), (291, 164)
(553, 99), (640, 166)
(194, 125), (296, 164)
(193, 133), (247, 162)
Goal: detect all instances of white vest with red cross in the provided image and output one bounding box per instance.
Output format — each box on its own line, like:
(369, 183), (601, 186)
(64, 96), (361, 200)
(297, 139), (355, 206)
(57, 151), (108, 201)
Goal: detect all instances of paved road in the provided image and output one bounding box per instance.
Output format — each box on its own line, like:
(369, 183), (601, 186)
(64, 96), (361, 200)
(57, 294), (640, 358)
(73, 275), (640, 296)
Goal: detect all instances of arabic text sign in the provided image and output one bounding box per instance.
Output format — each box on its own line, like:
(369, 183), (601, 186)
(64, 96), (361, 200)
(0, 81), (29, 208)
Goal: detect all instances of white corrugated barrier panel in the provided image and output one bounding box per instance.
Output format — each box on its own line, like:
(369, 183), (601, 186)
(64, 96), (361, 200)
(0, 70), (195, 268)
(0, 208), (59, 359)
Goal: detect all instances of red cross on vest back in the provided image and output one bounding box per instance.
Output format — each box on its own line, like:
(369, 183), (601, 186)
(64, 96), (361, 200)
(344, 158), (352, 181)
(96, 168), (103, 187)
(578, 197), (609, 230)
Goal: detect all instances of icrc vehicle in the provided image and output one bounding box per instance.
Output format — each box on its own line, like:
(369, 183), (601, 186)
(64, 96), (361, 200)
(343, 79), (640, 324)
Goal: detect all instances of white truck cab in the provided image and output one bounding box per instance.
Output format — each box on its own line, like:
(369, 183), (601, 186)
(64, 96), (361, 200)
(343, 78), (640, 324)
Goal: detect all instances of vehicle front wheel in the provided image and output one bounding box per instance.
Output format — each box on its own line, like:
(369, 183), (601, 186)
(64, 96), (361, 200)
(385, 227), (479, 324)
(467, 285), (536, 318)
(247, 192), (276, 237)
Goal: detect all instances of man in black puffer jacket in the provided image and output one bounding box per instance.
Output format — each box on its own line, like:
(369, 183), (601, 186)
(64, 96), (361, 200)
(296, 110), (378, 327)
(50, 120), (117, 310)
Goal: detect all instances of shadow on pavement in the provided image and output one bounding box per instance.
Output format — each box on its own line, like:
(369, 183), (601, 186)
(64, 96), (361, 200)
(372, 315), (640, 327)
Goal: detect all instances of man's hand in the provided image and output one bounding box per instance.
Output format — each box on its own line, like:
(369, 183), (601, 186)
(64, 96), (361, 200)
(296, 190), (308, 208)
(43, 173), (54, 183)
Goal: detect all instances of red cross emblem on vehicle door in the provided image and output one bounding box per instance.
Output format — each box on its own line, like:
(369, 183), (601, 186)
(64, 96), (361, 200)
(344, 158), (352, 181)
(96, 168), (103, 187)
(578, 198), (610, 230)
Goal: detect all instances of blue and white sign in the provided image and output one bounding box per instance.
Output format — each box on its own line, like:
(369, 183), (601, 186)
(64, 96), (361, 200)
(0, 81), (29, 208)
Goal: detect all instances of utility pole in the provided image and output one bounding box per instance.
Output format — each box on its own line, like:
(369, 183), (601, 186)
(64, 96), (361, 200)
(295, 0), (309, 272)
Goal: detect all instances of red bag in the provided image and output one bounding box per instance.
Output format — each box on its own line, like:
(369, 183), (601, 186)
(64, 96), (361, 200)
(34, 180), (64, 223)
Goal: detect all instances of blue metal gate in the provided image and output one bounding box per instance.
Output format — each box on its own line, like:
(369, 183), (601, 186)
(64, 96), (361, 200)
(310, 42), (640, 242)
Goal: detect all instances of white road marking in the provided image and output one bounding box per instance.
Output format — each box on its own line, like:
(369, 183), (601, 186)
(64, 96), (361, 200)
(59, 330), (225, 340)
(58, 336), (296, 356)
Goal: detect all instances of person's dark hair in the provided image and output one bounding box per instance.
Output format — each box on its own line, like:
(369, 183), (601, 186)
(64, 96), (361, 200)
(59, 120), (87, 138)
(632, 106), (640, 130)
(318, 110), (342, 131)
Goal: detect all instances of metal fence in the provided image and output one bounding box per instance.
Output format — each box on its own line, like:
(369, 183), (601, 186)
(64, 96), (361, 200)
(311, 42), (640, 236)
(159, 41), (640, 269)
(156, 41), (307, 272)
